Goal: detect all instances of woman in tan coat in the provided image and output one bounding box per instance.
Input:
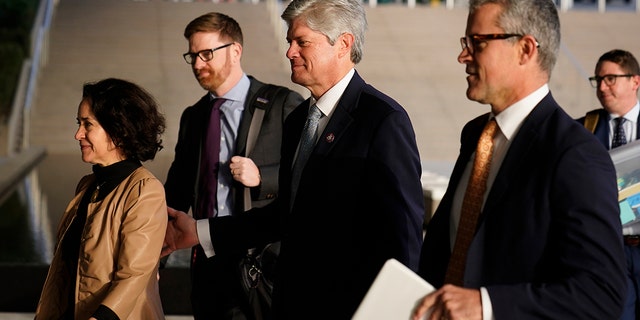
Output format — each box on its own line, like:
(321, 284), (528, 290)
(35, 78), (167, 320)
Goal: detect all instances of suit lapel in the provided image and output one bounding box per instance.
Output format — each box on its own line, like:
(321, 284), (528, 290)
(282, 99), (312, 172)
(194, 94), (213, 165)
(636, 112), (640, 141)
(192, 94), (214, 205)
(313, 72), (364, 156)
(482, 94), (555, 215)
(431, 114), (488, 228)
(281, 72), (363, 206)
(593, 109), (610, 149)
(314, 100), (352, 156)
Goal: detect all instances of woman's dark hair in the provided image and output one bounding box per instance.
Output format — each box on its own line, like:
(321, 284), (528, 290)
(82, 78), (165, 161)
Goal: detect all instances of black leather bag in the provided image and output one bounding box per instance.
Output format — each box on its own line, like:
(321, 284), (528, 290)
(239, 241), (280, 320)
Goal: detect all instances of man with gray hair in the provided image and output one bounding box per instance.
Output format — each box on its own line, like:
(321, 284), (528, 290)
(415, 0), (626, 319)
(163, 1), (425, 319)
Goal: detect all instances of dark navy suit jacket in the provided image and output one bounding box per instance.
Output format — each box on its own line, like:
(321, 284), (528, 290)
(208, 71), (425, 319)
(577, 108), (640, 150)
(419, 94), (627, 319)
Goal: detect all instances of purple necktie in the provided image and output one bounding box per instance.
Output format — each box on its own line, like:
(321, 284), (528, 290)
(197, 98), (225, 219)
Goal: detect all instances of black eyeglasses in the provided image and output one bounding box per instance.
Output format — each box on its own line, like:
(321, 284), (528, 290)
(460, 34), (523, 54)
(183, 43), (234, 64)
(589, 74), (634, 88)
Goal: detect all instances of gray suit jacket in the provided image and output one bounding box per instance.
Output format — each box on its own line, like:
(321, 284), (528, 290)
(164, 75), (304, 215)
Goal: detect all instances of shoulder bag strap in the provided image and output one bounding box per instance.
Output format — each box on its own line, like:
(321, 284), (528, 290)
(584, 109), (600, 134)
(244, 84), (286, 210)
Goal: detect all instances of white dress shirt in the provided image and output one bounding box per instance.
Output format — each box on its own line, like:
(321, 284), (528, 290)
(450, 84), (549, 320)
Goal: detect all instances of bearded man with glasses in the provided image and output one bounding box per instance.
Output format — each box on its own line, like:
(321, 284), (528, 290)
(577, 49), (640, 320)
(163, 11), (304, 320)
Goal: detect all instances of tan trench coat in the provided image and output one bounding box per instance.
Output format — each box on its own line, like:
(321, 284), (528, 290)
(35, 167), (167, 319)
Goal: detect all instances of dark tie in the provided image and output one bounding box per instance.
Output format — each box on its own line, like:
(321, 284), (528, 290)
(290, 104), (322, 208)
(612, 117), (627, 149)
(445, 119), (498, 286)
(196, 98), (226, 219)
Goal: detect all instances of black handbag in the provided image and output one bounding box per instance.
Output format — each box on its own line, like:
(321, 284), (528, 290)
(239, 241), (280, 320)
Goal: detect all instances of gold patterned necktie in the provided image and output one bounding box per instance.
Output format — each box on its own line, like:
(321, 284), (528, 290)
(445, 118), (498, 286)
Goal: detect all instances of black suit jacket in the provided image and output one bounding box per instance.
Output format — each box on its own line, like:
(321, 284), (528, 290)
(208, 71), (425, 319)
(419, 94), (627, 319)
(164, 76), (304, 214)
(576, 108), (640, 150)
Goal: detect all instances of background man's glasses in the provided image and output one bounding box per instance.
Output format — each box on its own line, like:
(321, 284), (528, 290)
(460, 34), (522, 54)
(589, 74), (634, 88)
(183, 43), (233, 64)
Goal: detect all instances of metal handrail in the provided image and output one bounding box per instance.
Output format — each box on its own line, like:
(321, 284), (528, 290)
(7, 0), (54, 156)
(1, 0), (53, 257)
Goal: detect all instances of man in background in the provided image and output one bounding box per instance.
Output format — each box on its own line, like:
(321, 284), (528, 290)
(577, 48), (640, 320)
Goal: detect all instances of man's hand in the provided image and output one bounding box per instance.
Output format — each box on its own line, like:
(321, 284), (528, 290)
(412, 284), (482, 320)
(230, 155), (261, 187)
(161, 207), (199, 257)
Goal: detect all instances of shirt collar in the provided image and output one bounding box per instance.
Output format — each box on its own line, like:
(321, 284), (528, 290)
(609, 101), (640, 122)
(493, 84), (549, 140)
(209, 73), (250, 105)
(312, 68), (355, 117)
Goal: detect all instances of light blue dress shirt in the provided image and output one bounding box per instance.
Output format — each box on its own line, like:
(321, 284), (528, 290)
(210, 74), (250, 217)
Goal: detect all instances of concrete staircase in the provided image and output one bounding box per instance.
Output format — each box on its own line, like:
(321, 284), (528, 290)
(9, 0), (640, 316)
